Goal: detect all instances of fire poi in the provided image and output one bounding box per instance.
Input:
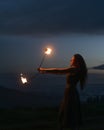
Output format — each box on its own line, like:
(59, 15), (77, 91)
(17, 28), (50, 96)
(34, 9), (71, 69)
(20, 47), (52, 84)
(20, 73), (28, 84)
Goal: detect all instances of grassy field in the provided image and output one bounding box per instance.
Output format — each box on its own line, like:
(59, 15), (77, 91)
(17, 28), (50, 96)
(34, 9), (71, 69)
(0, 103), (104, 130)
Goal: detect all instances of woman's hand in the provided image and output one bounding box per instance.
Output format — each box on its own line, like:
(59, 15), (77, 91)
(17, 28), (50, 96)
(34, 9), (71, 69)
(37, 68), (46, 74)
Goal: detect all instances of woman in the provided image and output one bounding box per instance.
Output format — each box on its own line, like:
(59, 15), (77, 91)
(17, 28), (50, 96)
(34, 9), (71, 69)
(38, 54), (87, 130)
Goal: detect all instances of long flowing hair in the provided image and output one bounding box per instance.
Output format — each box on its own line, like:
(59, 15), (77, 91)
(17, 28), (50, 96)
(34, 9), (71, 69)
(74, 54), (88, 90)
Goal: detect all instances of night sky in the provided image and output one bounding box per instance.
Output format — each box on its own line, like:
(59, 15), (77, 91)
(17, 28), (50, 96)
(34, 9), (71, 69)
(0, 0), (104, 73)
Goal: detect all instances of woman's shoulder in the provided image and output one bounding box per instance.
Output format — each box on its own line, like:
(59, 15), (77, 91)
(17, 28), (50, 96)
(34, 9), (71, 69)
(67, 66), (80, 73)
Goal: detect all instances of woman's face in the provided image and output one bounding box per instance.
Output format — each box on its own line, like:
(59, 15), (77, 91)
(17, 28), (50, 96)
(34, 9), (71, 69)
(70, 56), (76, 66)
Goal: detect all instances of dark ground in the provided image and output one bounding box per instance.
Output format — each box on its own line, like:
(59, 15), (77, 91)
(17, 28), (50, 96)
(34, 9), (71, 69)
(0, 103), (104, 130)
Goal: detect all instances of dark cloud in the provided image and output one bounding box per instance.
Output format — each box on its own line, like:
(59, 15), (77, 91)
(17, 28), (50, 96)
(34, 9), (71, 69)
(0, 0), (104, 34)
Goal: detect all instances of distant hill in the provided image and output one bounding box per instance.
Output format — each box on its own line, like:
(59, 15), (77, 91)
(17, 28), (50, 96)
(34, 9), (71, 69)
(92, 64), (104, 70)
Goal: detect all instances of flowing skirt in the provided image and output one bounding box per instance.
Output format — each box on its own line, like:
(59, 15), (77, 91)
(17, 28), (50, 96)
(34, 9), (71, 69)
(58, 87), (82, 128)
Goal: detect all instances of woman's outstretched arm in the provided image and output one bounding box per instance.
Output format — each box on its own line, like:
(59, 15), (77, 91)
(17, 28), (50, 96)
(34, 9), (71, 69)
(38, 67), (78, 75)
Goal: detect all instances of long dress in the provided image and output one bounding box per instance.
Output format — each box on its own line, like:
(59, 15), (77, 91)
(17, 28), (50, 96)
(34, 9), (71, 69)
(58, 68), (82, 128)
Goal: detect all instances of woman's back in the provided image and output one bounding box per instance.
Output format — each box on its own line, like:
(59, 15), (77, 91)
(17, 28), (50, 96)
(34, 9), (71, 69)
(66, 67), (80, 88)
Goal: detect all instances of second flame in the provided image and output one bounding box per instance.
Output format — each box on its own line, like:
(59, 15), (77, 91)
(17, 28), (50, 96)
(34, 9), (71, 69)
(20, 74), (27, 84)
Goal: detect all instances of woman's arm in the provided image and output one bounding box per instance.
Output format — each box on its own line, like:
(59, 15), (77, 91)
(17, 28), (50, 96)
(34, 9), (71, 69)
(38, 67), (78, 75)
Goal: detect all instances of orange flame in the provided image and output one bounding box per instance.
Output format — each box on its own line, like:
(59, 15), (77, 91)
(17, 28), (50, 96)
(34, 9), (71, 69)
(20, 74), (27, 84)
(45, 48), (52, 55)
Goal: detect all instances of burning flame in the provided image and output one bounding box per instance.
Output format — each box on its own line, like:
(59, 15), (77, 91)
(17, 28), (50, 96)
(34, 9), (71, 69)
(20, 74), (27, 84)
(45, 48), (52, 55)
(20, 47), (52, 85)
